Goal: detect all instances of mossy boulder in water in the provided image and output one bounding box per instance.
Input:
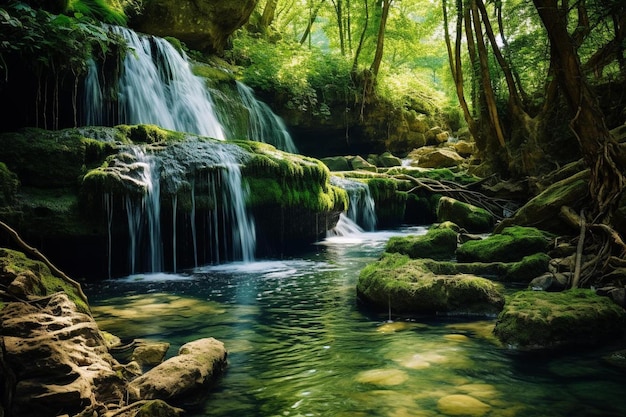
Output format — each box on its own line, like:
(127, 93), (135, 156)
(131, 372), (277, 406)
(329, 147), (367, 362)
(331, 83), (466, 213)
(357, 253), (505, 316)
(436, 196), (494, 233)
(493, 289), (626, 350)
(385, 227), (457, 260)
(456, 226), (550, 263)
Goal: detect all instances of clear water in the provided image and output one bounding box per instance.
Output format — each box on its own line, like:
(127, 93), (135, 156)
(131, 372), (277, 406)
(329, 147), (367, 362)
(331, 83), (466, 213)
(88, 228), (626, 417)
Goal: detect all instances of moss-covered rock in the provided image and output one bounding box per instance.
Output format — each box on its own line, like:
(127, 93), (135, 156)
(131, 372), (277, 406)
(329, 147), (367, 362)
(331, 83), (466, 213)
(385, 227), (457, 260)
(367, 177), (408, 227)
(0, 248), (89, 313)
(493, 289), (626, 350)
(456, 226), (550, 263)
(0, 162), (19, 207)
(495, 170), (589, 235)
(436, 196), (494, 233)
(357, 253), (505, 316)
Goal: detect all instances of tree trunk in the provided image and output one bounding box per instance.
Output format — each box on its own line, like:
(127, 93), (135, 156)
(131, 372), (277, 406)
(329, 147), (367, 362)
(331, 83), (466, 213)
(260, 0), (279, 32)
(351, 0), (369, 74)
(370, 0), (392, 78)
(533, 0), (625, 220)
(300, 0), (327, 45)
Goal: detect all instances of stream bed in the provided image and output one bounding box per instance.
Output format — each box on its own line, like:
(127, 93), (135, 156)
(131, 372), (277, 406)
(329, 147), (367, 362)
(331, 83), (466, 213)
(88, 227), (626, 417)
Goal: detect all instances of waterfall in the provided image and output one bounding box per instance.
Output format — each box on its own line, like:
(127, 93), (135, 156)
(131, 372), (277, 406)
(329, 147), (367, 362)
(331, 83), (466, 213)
(234, 81), (298, 153)
(103, 139), (256, 275)
(330, 177), (377, 232)
(85, 26), (225, 139)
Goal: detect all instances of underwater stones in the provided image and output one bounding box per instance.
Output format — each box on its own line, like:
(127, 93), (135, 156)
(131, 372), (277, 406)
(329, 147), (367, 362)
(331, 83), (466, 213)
(385, 227), (457, 260)
(436, 197), (494, 233)
(355, 368), (409, 386)
(493, 289), (626, 350)
(437, 394), (490, 417)
(456, 226), (550, 263)
(127, 338), (227, 405)
(357, 253), (505, 316)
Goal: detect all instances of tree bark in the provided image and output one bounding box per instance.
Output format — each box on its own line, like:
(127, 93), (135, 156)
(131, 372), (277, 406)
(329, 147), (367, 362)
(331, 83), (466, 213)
(533, 0), (625, 220)
(370, 0), (392, 78)
(260, 0), (279, 32)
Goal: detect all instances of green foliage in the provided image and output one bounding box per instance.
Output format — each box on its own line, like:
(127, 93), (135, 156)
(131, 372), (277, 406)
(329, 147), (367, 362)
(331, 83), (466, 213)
(229, 31), (354, 117)
(66, 0), (127, 25)
(0, 2), (123, 80)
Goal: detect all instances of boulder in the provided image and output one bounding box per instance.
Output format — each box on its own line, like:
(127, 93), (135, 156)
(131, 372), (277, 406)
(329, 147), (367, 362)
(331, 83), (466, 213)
(131, 339), (171, 368)
(385, 227), (458, 260)
(377, 152), (403, 167)
(436, 196), (494, 233)
(493, 289), (626, 350)
(321, 156), (351, 171)
(453, 140), (476, 157)
(357, 253), (505, 316)
(127, 338), (228, 405)
(131, 0), (257, 53)
(456, 226), (550, 263)
(349, 155), (378, 172)
(408, 147), (465, 168)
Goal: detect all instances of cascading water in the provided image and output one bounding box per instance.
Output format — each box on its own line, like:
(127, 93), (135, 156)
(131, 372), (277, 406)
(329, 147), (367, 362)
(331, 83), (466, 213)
(329, 177), (377, 235)
(102, 139), (256, 275)
(234, 81), (298, 153)
(85, 26), (225, 139)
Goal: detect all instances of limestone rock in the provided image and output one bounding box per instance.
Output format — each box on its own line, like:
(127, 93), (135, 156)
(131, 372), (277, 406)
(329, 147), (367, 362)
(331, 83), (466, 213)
(131, 0), (258, 53)
(131, 339), (171, 368)
(1, 293), (125, 416)
(493, 289), (626, 350)
(453, 140), (476, 157)
(436, 196), (494, 233)
(408, 147), (464, 168)
(127, 338), (227, 405)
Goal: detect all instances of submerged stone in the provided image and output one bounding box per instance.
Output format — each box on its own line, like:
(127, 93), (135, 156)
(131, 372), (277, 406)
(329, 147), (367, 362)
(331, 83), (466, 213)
(493, 289), (626, 350)
(437, 394), (491, 416)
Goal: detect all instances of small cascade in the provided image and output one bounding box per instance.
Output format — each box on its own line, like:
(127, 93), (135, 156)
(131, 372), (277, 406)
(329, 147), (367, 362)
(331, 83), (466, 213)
(327, 213), (365, 237)
(234, 82), (298, 153)
(330, 177), (377, 231)
(102, 139), (256, 275)
(119, 147), (164, 274)
(85, 26), (225, 139)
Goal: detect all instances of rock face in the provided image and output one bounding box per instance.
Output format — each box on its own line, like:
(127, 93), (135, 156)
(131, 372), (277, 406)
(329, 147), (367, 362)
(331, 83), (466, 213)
(2, 292), (126, 416)
(494, 289), (626, 350)
(131, 0), (258, 53)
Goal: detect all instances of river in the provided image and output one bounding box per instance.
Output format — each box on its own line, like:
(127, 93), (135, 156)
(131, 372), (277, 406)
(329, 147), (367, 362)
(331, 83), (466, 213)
(87, 226), (626, 417)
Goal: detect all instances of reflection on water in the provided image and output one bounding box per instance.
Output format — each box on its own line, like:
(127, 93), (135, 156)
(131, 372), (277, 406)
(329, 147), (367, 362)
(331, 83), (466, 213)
(88, 228), (626, 417)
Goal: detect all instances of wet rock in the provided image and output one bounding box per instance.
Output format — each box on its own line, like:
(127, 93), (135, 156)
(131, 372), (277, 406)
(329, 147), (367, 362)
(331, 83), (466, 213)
(529, 272), (570, 291)
(453, 140), (476, 157)
(321, 156), (350, 171)
(349, 155), (377, 172)
(127, 338), (227, 406)
(437, 196), (494, 233)
(131, 339), (171, 368)
(357, 253), (505, 316)
(494, 289), (626, 350)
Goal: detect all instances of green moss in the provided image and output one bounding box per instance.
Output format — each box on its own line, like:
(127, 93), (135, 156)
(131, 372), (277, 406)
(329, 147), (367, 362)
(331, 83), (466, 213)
(0, 248), (89, 313)
(436, 196), (494, 233)
(367, 177), (407, 226)
(456, 226), (550, 263)
(0, 162), (19, 207)
(116, 124), (182, 144)
(192, 63), (235, 82)
(385, 227), (458, 260)
(384, 167), (480, 185)
(357, 252), (504, 315)
(494, 289), (626, 350)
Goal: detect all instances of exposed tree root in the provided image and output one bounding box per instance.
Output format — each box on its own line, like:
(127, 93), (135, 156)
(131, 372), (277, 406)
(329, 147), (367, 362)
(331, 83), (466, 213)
(393, 174), (516, 220)
(0, 220), (90, 310)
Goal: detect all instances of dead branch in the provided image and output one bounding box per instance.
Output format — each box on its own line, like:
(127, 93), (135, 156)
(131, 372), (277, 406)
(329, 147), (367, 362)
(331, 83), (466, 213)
(393, 174), (515, 220)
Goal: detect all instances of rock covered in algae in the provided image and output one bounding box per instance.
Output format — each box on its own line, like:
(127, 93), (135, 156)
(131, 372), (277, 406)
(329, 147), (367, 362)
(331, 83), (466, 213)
(437, 394), (491, 416)
(357, 253), (505, 316)
(493, 289), (626, 350)
(128, 338), (228, 405)
(436, 196), (494, 233)
(456, 226), (550, 263)
(385, 226), (458, 260)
